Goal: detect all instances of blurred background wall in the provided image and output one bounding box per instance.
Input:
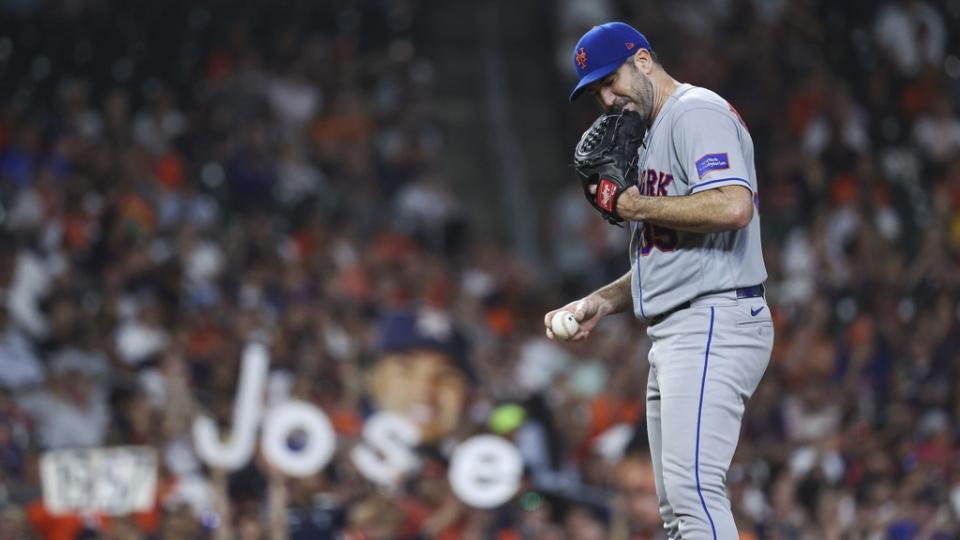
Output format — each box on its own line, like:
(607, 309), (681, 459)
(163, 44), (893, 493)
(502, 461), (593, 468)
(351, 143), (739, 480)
(0, 0), (959, 539)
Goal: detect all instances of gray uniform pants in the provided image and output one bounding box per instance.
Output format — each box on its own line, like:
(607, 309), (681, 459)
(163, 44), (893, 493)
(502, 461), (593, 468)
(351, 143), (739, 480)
(646, 291), (773, 539)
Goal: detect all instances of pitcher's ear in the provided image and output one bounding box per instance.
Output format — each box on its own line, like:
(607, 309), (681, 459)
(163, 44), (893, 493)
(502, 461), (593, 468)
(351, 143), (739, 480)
(633, 48), (656, 74)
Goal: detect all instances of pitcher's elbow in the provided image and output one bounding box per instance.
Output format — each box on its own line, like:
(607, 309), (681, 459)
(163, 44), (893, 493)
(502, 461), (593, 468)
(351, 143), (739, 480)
(730, 203), (753, 229)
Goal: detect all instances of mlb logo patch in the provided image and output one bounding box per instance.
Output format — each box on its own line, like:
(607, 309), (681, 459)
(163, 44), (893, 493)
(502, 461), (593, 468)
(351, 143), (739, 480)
(695, 153), (730, 179)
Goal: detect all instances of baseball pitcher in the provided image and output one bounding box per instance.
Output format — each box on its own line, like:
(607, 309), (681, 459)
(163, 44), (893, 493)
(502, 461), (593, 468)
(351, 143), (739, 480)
(545, 21), (774, 540)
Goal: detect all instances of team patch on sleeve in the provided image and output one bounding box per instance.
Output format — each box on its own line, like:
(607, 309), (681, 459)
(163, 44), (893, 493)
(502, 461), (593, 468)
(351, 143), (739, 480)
(695, 153), (730, 179)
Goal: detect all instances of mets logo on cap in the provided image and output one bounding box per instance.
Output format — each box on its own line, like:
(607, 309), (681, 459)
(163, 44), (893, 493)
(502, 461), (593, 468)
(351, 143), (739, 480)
(576, 48), (588, 69)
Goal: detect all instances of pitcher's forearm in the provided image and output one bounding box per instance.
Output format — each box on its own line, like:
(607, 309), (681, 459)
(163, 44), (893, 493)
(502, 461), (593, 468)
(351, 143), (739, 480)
(592, 270), (633, 315)
(617, 185), (753, 232)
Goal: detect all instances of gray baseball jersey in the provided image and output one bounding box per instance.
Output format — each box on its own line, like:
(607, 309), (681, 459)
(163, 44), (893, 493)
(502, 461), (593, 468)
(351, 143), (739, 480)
(629, 83), (767, 322)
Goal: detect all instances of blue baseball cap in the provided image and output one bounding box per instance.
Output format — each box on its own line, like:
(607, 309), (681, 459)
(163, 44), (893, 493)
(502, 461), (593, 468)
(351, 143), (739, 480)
(376, 308), (475, 381)
(569, 22), (652, 101)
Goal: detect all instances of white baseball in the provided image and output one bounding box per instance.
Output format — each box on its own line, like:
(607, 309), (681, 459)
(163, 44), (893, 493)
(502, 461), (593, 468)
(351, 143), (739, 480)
(550, 311), (580, 341)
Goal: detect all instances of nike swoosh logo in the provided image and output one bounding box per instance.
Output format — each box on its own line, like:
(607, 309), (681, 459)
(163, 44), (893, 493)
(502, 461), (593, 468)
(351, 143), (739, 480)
(750, 306), (765, 316)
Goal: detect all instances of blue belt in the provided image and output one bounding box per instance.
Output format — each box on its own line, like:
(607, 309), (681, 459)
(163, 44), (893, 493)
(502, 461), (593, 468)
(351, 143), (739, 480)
(649, 284), (765, 326)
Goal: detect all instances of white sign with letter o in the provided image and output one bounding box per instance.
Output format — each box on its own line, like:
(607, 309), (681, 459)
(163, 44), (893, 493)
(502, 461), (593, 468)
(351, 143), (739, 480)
(261, 401), (336, 478)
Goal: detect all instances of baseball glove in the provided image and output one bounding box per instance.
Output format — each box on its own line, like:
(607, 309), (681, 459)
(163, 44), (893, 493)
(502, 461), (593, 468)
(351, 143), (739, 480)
(573, 110), (646, 225)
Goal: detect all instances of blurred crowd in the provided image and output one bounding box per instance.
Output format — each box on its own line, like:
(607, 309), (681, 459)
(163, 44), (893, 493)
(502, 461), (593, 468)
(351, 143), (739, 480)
(0, 0), (958, 539)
